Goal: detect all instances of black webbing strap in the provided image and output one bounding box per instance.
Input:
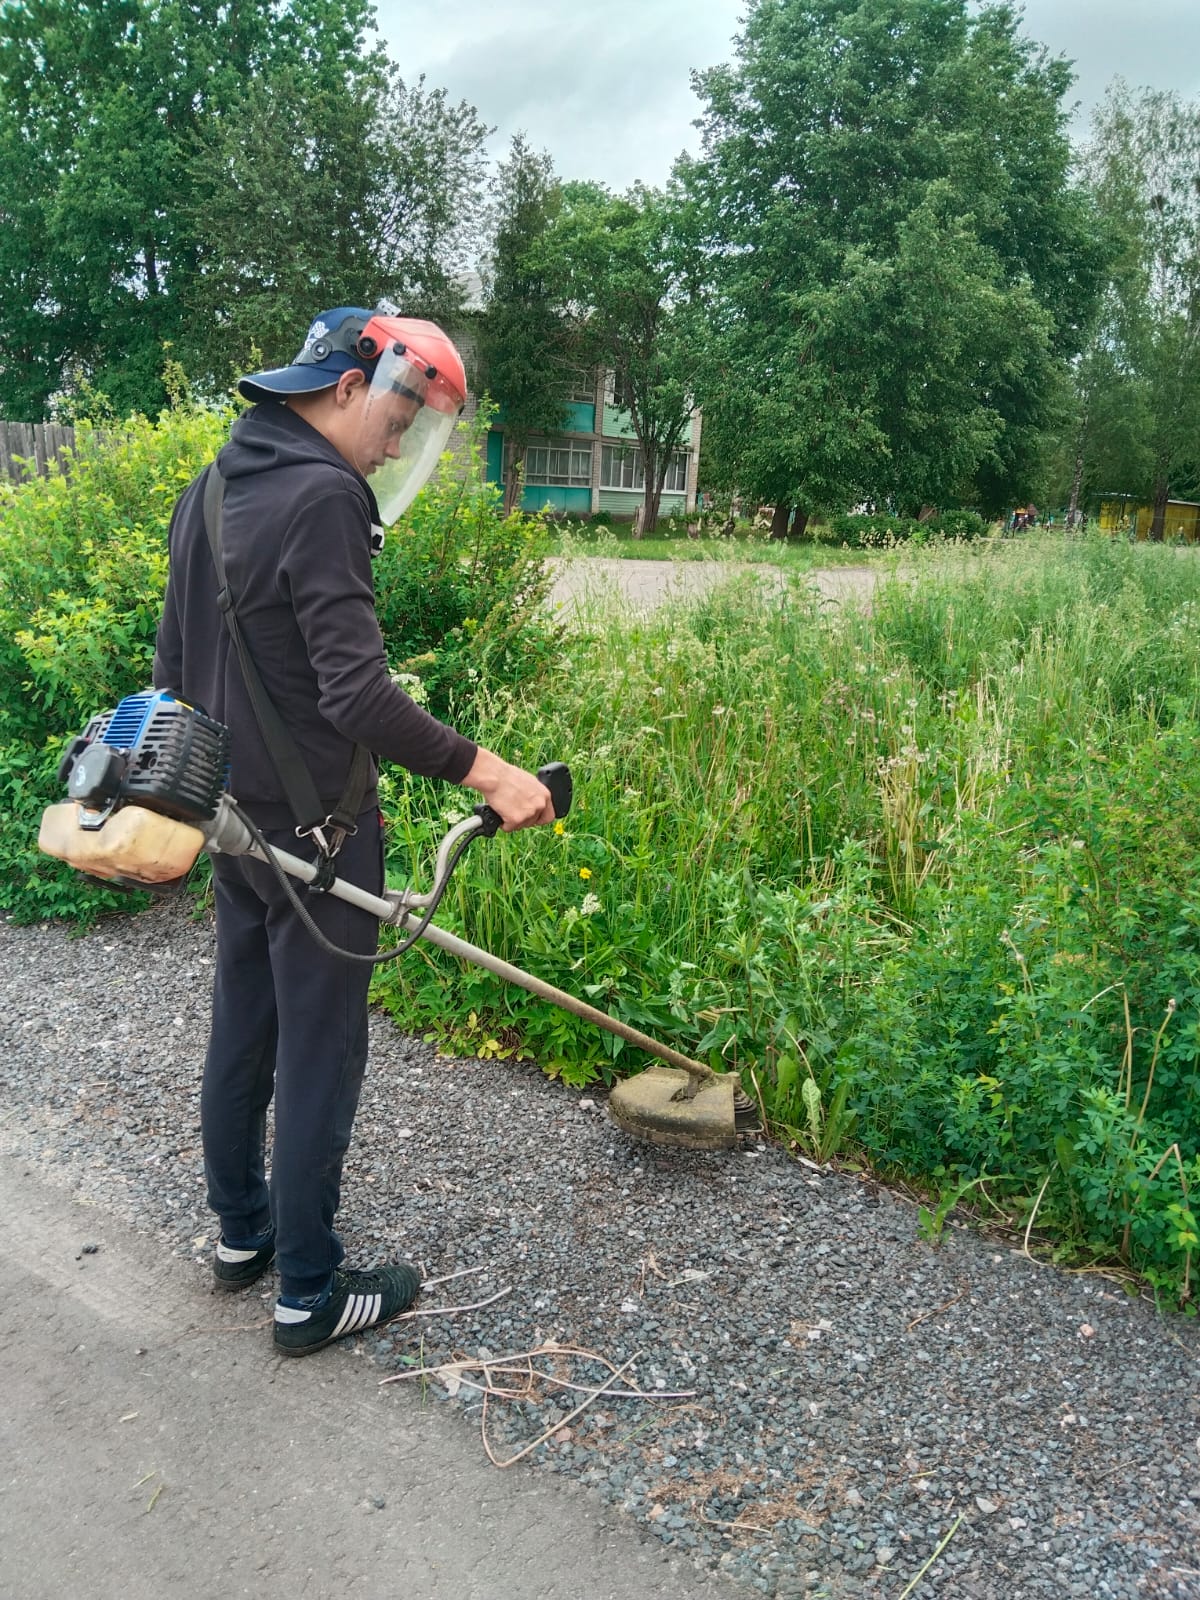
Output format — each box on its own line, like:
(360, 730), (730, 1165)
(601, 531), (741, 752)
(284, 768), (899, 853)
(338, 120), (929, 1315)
(202, 463), (372, 852)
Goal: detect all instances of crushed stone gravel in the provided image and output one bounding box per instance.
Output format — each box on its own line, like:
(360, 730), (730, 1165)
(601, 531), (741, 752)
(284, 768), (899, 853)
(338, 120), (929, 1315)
(3, 899), (1199, 1600)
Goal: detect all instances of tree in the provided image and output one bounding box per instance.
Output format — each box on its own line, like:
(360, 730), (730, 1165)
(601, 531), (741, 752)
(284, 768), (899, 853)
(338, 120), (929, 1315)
(183, 71), (489, 393)
(479, 136), (571, 514)
(684, 0), (1105, 526)
(1075, 85), (1200, 537)
(552, 183), (696, 535)
(0, 0), (487, 416)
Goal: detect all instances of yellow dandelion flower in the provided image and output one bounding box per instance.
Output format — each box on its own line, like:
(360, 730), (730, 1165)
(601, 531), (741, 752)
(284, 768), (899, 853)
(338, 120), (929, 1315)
(579, 867), (592, 880)
(554, 821), (565, 836)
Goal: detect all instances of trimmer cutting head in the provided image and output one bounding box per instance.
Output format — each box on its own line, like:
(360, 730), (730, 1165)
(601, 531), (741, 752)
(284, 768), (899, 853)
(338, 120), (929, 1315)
(607, 1066), (756, 1150)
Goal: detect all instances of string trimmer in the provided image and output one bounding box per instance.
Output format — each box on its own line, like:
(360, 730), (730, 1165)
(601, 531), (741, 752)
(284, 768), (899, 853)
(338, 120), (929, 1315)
(38, 690), (758, 1150)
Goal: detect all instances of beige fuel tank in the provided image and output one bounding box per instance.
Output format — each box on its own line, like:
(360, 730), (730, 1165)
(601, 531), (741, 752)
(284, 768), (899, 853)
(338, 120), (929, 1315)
(38, 802), (205, 885)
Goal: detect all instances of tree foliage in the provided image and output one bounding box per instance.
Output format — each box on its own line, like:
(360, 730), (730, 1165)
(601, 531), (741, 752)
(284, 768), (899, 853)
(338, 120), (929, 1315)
(684, 0), (1105, 522)
(1068, 85), (1200, 535)
(0, 0), (488, 416)
(551, 182), (696, 534)
(479, 136), (572, 514)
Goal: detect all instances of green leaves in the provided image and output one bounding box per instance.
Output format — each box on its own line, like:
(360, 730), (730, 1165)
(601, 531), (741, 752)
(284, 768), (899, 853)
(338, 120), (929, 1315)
(685, 0), (1100, 516)
(479, 136), (573, 512)
(0, 2), (488, 416)
(545, 183), (697, 533)
(1067, 86), (1200, 526)
(370, 407), (561, 729)
(0, 401), (226, 920)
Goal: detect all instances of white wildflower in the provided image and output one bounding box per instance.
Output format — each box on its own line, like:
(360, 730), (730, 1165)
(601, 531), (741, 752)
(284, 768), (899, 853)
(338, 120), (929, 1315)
(580, 893), (602, 917)
(389, 670), (428, 705)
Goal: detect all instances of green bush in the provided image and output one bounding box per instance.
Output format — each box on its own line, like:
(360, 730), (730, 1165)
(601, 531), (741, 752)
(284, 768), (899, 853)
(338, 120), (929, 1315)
(825, 510), (988, 546)
(929, 508), (988, 540)
(369, 414), (562, 732)
(827, 512), (928, 546)
(0, 401), (560, 920)
(0, 407), (228, 923)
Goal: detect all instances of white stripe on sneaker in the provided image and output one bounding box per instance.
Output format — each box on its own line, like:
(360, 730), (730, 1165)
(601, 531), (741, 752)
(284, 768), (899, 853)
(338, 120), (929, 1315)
(331, 1292), (382, 1338)
(274, 1303), (312, 1325)
(333, 1294), (364, 1338)
(217, 1241), (263, 1263)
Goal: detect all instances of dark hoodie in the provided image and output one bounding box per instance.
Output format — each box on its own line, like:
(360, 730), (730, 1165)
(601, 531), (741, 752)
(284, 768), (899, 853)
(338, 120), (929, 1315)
(153, 403), (477, 827)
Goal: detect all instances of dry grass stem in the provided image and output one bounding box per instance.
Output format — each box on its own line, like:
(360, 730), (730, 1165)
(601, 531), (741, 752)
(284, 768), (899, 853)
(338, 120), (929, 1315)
(419, 1264), (488, 1290)
(698, 1511), (773, 1536)
(1022, 1166), (1056, 1264)
(381, 1339), (692, 1469)
(905, 1290), (967, 1332)
(396, 1285), (512, 1319)
(525, 1367), (696, 1400)
(482, 1353), (641, 1470)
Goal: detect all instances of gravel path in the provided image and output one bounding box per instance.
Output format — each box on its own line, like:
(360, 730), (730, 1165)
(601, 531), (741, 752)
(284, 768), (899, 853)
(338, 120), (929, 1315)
(3, 903), (1198, 1598)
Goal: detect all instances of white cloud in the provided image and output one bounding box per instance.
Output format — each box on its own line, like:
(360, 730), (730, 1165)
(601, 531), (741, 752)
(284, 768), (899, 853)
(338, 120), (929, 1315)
(375, 0), (744, 186)
(374, 0), (1200, 186)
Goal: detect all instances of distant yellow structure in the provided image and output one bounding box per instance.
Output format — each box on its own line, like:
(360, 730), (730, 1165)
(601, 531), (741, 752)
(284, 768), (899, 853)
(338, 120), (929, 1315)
(1097, 495), (1200, 541)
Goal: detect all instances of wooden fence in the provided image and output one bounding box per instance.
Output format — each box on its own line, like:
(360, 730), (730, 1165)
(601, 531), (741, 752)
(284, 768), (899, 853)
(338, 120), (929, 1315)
(0, 421), (79, 482)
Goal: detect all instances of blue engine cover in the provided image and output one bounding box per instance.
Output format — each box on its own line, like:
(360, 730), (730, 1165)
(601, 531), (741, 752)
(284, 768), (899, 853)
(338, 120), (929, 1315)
(88, 691), (230, 823)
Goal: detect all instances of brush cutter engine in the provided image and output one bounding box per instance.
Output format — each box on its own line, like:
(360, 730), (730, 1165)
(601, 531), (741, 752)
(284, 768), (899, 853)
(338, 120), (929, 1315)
(59, 690), (229, 829)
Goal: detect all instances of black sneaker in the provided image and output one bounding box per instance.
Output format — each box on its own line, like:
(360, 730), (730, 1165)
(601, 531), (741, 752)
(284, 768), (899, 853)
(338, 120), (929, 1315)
(213, 1234), (276, 1291)
(273, 1264), (421, 1357)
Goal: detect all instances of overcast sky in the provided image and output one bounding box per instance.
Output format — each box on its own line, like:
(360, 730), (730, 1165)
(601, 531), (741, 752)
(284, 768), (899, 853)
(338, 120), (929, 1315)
(373, 0), (1200, 189)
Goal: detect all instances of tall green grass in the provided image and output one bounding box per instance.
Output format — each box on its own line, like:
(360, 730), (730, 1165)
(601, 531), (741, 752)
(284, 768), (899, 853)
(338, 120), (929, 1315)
(5, 407), (1196, 1305)
(374, 536), (1200, 1305)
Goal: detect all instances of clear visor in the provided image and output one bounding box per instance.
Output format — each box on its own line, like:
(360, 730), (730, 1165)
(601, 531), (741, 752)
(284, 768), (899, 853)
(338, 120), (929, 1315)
(353, 345), (460, 523)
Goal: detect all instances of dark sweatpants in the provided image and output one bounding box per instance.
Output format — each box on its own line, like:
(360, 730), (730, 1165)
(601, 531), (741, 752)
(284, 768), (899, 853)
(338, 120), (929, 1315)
(201, 811), (383, 1300)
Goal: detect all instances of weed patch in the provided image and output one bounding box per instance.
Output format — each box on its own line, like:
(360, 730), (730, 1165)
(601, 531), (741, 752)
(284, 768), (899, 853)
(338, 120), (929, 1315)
(373, 536), (1200, 1304)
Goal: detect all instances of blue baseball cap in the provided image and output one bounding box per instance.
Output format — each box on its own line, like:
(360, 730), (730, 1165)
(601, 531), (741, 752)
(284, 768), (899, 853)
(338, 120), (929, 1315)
(237, 307), (377, 403)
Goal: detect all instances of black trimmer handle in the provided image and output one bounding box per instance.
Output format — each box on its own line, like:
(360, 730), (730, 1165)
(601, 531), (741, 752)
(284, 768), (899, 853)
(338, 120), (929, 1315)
(475, 762), (573, 837)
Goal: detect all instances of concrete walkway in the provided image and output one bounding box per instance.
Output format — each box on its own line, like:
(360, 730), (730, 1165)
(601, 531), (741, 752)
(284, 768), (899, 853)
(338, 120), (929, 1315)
(0, 1155), (724, 1600)
(545, 556), (878, 615)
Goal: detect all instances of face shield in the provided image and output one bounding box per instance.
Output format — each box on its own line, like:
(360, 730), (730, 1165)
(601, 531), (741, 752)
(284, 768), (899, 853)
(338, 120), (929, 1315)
(349, 318), (467, 524)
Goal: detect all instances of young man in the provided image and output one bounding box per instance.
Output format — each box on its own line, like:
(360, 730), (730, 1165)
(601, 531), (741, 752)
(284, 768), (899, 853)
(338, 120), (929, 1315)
(154, 306), (553, 1355)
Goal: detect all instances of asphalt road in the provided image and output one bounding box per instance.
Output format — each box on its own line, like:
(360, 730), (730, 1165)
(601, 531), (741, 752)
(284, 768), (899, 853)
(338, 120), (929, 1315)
(0, 1153), (725, 1600)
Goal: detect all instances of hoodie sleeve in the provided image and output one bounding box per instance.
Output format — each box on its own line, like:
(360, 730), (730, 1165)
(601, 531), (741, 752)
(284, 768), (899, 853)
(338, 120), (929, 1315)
(276, 486), (477, 782)
(152, 503), (185, 695)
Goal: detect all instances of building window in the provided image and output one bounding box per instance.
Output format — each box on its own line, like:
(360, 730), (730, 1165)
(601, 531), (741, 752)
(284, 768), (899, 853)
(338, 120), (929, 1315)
(524, 439), (592, 487)
(605, 367), (636, 412)
(601, 444), (689, 494)
(564, 367), (597, 405)
(664, 450), (689, 493)
(601, 443), (644, 491)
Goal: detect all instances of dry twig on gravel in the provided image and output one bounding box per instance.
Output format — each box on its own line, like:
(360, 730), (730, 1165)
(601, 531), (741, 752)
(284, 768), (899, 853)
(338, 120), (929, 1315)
(381, 1338), (697, 1471)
